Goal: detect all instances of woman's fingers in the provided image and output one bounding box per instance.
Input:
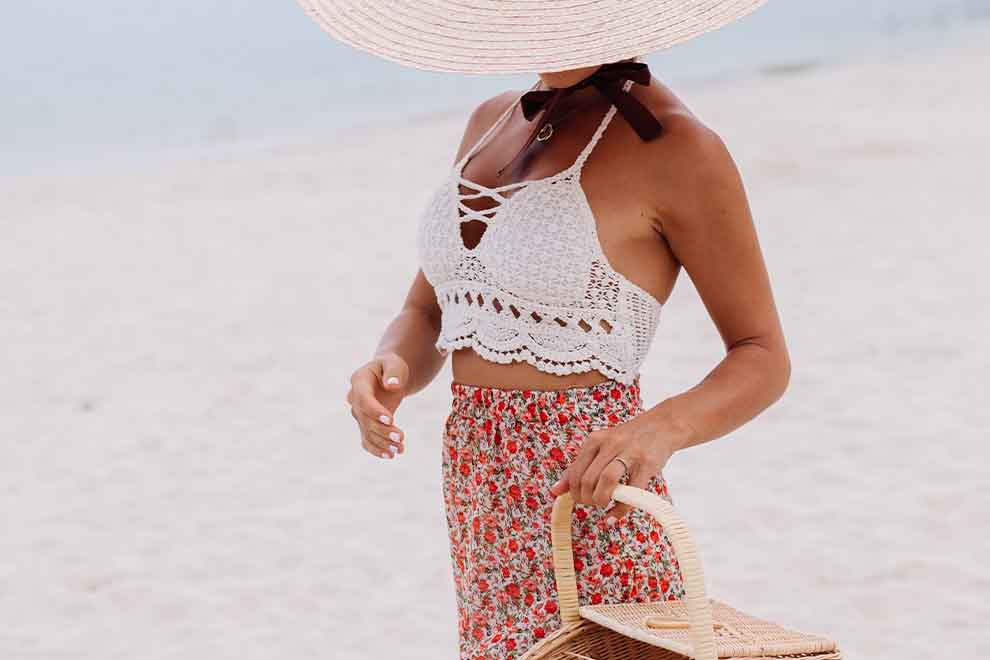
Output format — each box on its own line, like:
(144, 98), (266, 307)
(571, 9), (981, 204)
(591, 459), (627, 508)
(348, 367), (405, 458)
(608, 461), (653, 520)
(564, 433), (601, 503)
(582, 447), (626, 507)
(361, 435), (394, 459)
(348, 374), (393, 424)
(352, 407), (390, 458)
(549, 473), (570, 497)
(575, 437), (620, 506)
(365, 415), (404, 454)
(356, 409), (404, 457)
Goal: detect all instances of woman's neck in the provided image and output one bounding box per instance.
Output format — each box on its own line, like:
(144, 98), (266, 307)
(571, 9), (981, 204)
(535, 65), (605, 112)
(538, 65), (601, 90)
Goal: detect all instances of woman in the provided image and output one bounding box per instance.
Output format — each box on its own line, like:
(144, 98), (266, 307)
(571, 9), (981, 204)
(301, 1), (787, 657)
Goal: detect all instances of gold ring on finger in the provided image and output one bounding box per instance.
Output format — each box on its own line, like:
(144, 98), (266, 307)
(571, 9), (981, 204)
(611, 456), (630, 481)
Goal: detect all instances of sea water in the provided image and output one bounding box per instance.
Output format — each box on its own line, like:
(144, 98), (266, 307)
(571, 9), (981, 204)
(1, 0), (987, 175)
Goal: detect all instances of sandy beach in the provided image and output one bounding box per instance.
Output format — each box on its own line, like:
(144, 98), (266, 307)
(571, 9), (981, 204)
(2, 23), (988, 660)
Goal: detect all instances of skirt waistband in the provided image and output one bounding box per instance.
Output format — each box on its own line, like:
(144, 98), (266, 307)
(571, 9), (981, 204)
(449, 376), (642, 421)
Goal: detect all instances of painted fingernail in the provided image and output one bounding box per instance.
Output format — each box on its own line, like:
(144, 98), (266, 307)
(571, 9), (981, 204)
(389, 431), (401, 442)
(380, 451), (390, 459)
(388, 445), (397, 456)
(379, 414), (391, 424)
(386, 376), (399, 385)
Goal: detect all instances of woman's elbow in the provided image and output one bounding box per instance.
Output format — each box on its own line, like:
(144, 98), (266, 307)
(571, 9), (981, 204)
(770, 341), (791, 404)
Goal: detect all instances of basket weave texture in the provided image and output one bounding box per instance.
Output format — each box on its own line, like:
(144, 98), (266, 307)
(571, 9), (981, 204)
(521, 486), (841, 660)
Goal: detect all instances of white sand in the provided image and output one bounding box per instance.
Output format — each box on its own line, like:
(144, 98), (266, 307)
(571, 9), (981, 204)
(2, 26), (989, 660)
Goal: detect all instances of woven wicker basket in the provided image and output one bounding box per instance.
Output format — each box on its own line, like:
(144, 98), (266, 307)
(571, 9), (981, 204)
(521, 485), (841, 660)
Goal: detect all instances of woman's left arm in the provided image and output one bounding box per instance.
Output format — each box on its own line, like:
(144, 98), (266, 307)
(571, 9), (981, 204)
(553, 119), (791, 518)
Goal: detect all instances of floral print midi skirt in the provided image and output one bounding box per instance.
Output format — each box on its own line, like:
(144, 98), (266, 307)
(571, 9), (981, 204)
(442, 377), (686, 660)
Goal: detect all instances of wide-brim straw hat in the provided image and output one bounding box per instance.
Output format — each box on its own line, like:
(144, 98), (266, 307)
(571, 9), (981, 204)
(295, 0), (768, 74)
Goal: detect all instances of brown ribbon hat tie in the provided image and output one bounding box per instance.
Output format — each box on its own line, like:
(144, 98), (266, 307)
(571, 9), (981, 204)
(498, 60), (664, 177)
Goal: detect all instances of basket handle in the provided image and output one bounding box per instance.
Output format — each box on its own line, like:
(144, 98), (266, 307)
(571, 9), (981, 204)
(550, 485), (716, 660)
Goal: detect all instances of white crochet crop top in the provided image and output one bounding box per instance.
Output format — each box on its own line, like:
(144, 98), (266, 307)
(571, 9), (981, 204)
(416, 80), (662, 385)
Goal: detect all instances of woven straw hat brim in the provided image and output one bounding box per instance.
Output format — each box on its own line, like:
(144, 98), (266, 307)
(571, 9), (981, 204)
(296, 0), (769, 75)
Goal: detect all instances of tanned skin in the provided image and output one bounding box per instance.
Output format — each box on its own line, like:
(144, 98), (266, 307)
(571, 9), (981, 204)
(346, 63), (790, 520)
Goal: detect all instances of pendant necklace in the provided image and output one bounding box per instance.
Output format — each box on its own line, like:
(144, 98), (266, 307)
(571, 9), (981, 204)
(534, 103), (585, 143)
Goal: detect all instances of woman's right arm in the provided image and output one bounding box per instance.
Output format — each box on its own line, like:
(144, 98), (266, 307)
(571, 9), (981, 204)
(371, 269), (448, 398)
(346, 90), (521, 460)
(347, 269), (445, 459)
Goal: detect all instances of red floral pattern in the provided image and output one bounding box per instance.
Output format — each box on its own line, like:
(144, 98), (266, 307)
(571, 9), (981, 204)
(442, 378), (686, 659)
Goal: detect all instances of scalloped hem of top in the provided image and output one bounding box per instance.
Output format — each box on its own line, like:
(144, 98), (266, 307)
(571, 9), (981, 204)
(436, 332), (638, 386)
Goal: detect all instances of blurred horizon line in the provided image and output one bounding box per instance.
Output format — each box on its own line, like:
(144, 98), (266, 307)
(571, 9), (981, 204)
(2, 1), (988, 177)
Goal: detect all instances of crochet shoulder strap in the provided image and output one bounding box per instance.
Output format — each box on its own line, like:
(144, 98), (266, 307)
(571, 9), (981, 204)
(456, 77), (635, 174)
(572, 78), (635, 172)
(455, 83), (537, 171)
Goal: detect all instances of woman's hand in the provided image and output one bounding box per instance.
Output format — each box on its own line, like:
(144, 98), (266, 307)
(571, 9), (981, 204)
(550, 412), (681, 519)
(346, 352), (410, 460)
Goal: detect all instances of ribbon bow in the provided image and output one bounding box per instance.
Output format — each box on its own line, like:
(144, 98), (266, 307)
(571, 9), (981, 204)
(498, 60), (663, 177)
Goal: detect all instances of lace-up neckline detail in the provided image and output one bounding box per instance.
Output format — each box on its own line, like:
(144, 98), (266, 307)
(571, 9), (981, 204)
(453, 84), (615, 228)
(416, 79), (663, 384)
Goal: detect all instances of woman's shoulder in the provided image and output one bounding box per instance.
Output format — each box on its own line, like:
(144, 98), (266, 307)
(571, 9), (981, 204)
(633, 79), (741, 192)
(471, 89), (524, 126)
(452, 89), (524, 163)
(630, 80), (748, 231)
(633, 79), (729, 163)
